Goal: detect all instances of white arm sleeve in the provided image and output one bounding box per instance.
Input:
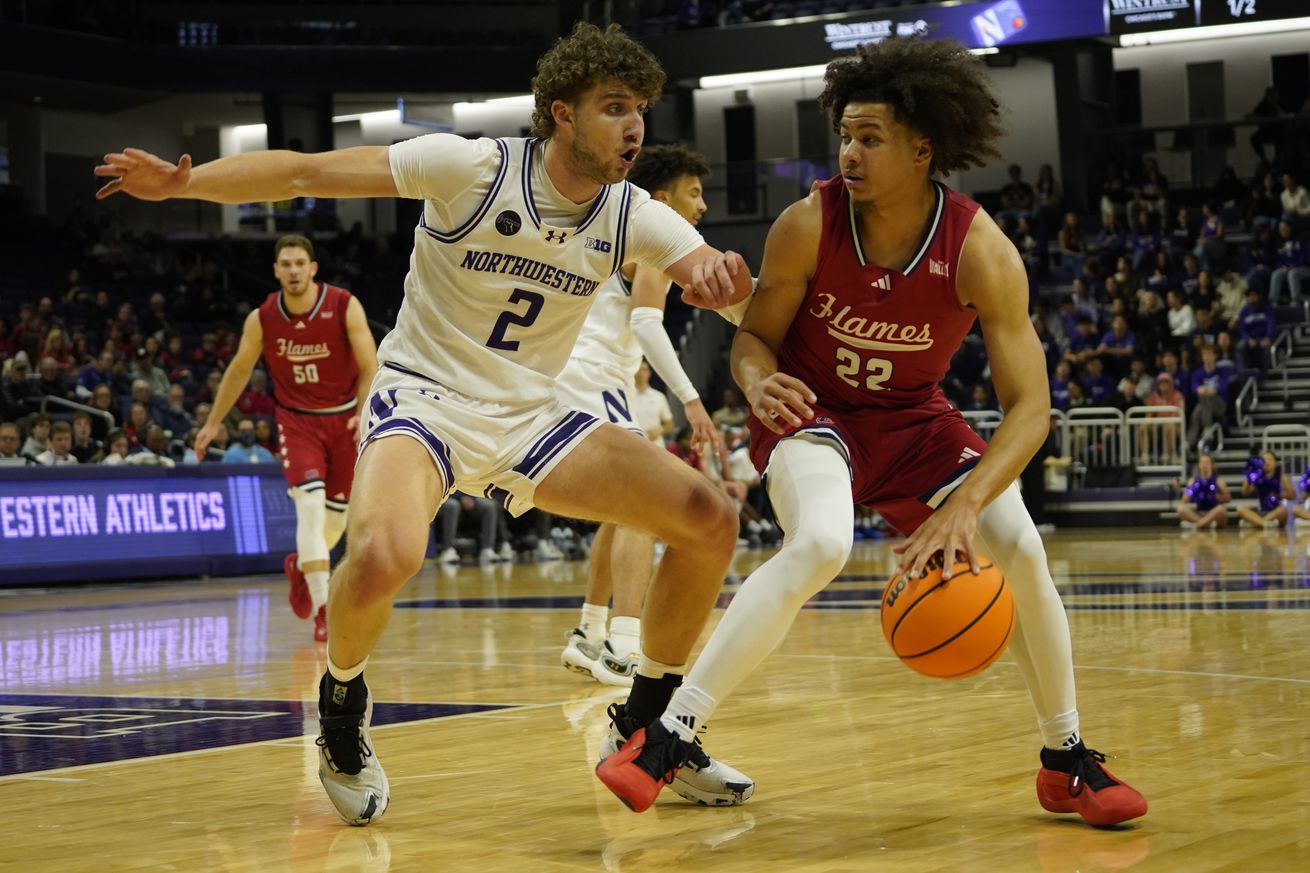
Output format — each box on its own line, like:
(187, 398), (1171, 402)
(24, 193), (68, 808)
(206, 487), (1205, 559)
(630, 306), (698, 405)
(715, 277), (758, 326)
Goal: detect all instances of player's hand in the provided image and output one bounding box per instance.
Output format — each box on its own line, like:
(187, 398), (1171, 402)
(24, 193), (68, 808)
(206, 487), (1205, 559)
(891, 499), (981, 584)
(347, 413), (363, 445)
(683, 398), (722, 456)
(193, 421), (224, 461)
(681, 250), (748, 310)
(745, 372), (815, 435)
(94, 148), (192, 201)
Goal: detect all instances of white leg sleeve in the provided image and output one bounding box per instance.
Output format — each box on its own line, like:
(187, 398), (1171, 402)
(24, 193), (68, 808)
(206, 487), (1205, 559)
(671, 439), (854, 721)
(975, 482), (1078, 729)
(293, 485), (331, 567)
(323, 498), (348, 551)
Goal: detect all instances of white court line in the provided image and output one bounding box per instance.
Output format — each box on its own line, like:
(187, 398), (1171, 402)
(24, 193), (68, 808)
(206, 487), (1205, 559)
(786, 653), (1310, 685)
(4, 774), (85, 782)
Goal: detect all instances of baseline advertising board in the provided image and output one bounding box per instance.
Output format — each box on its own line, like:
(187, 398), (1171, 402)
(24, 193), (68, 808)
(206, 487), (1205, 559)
(0, 465), (296, 584)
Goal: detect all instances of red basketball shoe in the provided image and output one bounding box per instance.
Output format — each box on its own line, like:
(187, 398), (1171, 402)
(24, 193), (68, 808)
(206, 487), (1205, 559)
(595, 719), (693, 812)
(313, 605), (328, 643)
(1036, 743), (1148, 826)
(284, 552), (312, 619)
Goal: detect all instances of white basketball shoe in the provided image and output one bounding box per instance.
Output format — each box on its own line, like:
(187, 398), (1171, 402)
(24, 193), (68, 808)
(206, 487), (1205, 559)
(562, 628), (602, 677)
(316, 673), (390, 826)
(590, 642), (638, 688)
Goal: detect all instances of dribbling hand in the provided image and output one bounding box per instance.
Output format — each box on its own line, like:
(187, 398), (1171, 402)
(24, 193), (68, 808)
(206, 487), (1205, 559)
(746, 373), (816, 435)
(891, 499), (981, 584)
(94, 148), (192, 201)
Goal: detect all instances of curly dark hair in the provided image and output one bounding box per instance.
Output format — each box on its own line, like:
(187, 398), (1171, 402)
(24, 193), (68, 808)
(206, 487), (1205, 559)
(627, 144), (711, 193)
(531, 22), (666, 138)
(818, 38), (1004, 176)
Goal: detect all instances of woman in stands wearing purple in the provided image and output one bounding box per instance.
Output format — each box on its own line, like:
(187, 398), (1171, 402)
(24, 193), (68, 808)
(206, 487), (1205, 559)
(1177, 453), (1230, 530)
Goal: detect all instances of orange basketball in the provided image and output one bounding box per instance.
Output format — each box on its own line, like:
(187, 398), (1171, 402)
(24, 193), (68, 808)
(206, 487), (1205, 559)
(881, 552), (1014, 679)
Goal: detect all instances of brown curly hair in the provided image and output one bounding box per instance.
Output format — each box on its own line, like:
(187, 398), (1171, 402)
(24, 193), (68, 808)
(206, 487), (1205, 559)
(530, 22), (666, 138)
(627, 144), (711, 193)
(818, 38), (1004, 176)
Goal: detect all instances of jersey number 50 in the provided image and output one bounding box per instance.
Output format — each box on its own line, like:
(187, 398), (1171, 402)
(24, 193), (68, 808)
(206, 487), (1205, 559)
(292, 363), (320, 384)
(835, 348), (892, 391)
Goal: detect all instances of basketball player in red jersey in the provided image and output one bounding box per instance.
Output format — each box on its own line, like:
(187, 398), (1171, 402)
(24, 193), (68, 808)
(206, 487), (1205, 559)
(196, 235), (378, 641)
(598, 39), (1147, 827)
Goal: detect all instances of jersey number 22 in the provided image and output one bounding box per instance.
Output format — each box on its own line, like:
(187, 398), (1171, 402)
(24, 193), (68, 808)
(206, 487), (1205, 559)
(835, 348), (892, 392)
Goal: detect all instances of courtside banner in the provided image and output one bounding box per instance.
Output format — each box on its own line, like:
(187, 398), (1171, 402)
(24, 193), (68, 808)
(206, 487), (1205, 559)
(0, 465), (295, 584)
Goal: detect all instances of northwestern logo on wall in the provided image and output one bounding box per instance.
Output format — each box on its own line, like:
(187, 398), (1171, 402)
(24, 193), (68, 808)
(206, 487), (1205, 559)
(1105, 0), (1195, 29)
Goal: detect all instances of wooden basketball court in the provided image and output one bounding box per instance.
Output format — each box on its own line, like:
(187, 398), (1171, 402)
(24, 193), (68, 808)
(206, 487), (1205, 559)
(4, 527), (1309, 871)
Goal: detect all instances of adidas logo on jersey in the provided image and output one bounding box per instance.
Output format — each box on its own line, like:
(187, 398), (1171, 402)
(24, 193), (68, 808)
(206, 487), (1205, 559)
(930, 258), (950, 278)
(295, 321), (306, 330)
(322, 310), (334, 319)
(958, 446), (981, 464)
(870, 275), (892, 291)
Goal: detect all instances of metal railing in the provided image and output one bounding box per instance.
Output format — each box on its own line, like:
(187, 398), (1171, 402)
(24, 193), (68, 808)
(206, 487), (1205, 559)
(1260, 425), (1310, 484)
(961, 409), (1004, 444)
(1125, 405), (1187, 482)
(38, 396), (116, 432)
(1234, 376), (1258, 429)
(1065, 407), (1127, 485)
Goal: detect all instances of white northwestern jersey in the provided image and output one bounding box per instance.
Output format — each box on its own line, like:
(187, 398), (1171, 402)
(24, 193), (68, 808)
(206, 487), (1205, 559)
(381, 134), (702, 405)
(567, 269), (642, 381)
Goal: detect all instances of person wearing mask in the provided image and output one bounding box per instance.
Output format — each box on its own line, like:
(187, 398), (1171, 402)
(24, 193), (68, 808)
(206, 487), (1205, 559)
(222, 417), (275, 464)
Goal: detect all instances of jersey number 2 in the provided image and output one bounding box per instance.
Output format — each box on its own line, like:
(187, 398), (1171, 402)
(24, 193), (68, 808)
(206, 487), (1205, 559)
(487, 288), (545, 352)
(835, 348), (892, 391)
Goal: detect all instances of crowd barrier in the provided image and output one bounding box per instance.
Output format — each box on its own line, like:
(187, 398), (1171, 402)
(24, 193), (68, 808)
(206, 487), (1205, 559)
(0, 464), (295, 585)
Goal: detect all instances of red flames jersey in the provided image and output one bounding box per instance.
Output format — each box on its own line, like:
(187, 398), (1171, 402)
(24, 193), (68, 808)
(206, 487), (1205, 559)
(778, 177), (982, 412)
(257, 283), (360, 412)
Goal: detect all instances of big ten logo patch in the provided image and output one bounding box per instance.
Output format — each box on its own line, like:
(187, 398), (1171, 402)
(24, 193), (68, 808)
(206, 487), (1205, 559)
(585, 237), (612, 253)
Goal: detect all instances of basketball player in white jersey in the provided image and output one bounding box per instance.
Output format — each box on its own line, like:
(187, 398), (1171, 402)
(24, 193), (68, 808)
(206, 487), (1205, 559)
(557, 144), (723, 686)
(96, 23), (755, 826)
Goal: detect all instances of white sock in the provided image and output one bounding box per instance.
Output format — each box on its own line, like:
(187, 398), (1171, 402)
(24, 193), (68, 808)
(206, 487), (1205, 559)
(1040, 710), (1082, 750)
(660, 684), (716, 742)
(976, 483), (1079, 741)
(608, 615), (641, 658)
(327, 653), (367, 682)
(306, 570), (330, 613)
(677, 439), (853, 710)
(579, 602), (608, 643)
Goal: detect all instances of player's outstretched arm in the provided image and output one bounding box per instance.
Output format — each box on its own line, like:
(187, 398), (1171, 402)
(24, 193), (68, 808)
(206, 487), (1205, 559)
(732, 196), (820, 435)
(95, 146), (397, 204)
(892, 210), (1049, 582)
(194, 310), (264, 460)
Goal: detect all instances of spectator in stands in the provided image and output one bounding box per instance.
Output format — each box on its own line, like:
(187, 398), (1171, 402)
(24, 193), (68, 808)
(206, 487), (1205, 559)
(194, 367), (223, 406)
(1096, 314), (1136, 379)
(123, 401), (153, 448)
(630, 360), (673, 444)
(1191, 271), (1219, 318)
(222, 417), (274, 464)
(1082, 356), (1115, 404)
(1132, 290), (1169, 364)
(1248, 87), (1285, 165)
(1033, 163), (1062, 235)
(1109, 376), (1140, 413)
(1146, 370), (1185, 412)
(1187, 345), (1229, 449)
(998, 163), (1034, 225)
(1165, 290), (1196, 349)
(1066, 380), (1089, 410)
(0, 422), (31, 465)
(1247, 172), (1283, 232)
(1063, 315), (1100, 369)
(35, 356), (73, 406)
(1, 353), (39, 421)
(1136, 157), (1170, 218)
(1237, 287), (1276, 371)
(1127, 211), (1158, 273)
(75, 350), (115, 400)
(1191, 308), (1220, 354)
(1032, 315), (1059, 374)
(158, 333), (193, 384)
(1013, 215), (1042, 279)
(140, 292), (173, 339)
(87, 384), (120, 439)
(254, 418), (276, 452)
(1094, 212), (1125, 265)
(1237, 450), (1292, 528)
(1214, 330), (1240, 381)
(100, 429), (132, 465)
(1245, 223), (1278, 298)
(1177, 253), (1203, 298)
(1216, 269), (1248, 328)
(1177, 453), (1230, 529)
(1099, 161), (1130, 226)
(68, 412), (102, 463)
(1056, 212), (1085, 279)
(153, 383), (195, 436)
(1210, 166), (1245, 213)
(0, 317), (11, 359)
(41, 328), (76, 374)
(129, 345), (169, 397)
(194, 402), (212, 429)
(711, 388), (749, 429)
(236, 369), (277, 418)
(141, 424), (177, 467)
(1269, 220), (1309, 304)
(1125, 358), (1153, 400)
(191, 332), (223, 375)
(1166, 207), (1193, 262)
(34, 421), (78, 465)
(1049, 361), (1073, 411)
(963, 384), (996, 413)
(435, 493), (504, 566)
(1193, 203), (1225, 271)
(21, 412), (51, 458)
(1281, 173), (1310, 226)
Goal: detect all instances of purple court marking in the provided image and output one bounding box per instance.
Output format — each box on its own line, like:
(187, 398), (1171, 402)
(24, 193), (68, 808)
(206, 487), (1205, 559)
(0, 693), (512, 776)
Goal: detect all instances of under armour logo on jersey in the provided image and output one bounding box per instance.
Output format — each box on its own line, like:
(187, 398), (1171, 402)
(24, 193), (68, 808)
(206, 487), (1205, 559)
(870, 275), (892, 291)
(930, 258), (950, 278)
(958, 446), (981, 464)
(543, 229), (568, 244)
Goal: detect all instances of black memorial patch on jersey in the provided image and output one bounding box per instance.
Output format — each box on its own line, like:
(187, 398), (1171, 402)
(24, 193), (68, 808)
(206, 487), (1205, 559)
(495, 210), (522, 237)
